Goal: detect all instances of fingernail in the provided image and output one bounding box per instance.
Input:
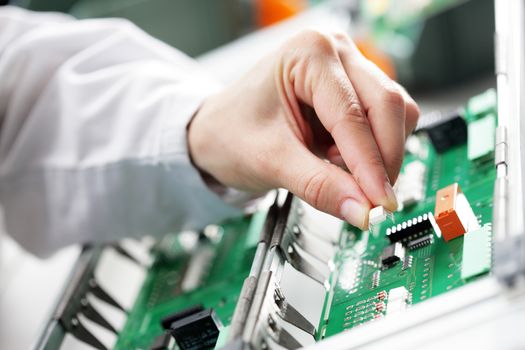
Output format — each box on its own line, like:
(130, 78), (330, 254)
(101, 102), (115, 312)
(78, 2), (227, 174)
(383, 181), (398, 211)
(340, 199), (368, 229)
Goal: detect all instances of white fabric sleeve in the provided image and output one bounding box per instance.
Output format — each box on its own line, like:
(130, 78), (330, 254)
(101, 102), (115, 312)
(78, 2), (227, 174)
(0, 6), (245, 257)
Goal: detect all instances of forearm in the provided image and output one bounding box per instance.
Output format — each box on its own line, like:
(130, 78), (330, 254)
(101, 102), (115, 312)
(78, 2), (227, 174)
(0, 6), (243, 256)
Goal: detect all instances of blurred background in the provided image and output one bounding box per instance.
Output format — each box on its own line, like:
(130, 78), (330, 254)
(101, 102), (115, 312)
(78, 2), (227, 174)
(8, 0), (494, 91)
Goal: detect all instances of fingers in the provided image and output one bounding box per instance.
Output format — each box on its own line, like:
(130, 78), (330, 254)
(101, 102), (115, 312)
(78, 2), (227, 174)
(291, 53), (398, 211)
(334, 37), (404, 185)
(277, 141), (371, 229)
(326, 144), (346, 168)
(333, 34), (420, 184)
(317, 69), (399, 210)
(395, 82), (420, 137)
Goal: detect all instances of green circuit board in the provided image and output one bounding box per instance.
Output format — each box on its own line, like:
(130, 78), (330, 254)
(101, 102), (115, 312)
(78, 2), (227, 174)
(114, 90), (497, 349)
(114, 211), (267, 350)
(317, 89), (497, 338)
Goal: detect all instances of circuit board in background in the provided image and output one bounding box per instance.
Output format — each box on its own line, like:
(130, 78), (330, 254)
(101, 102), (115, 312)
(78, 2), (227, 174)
(114, 211), (267, 349)
(317, 90), (497, 339)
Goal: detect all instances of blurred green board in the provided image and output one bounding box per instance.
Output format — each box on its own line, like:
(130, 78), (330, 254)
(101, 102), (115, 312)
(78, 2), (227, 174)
(114, 211), (266, 349)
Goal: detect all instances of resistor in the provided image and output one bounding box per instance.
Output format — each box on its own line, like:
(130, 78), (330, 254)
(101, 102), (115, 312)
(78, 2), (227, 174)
(373, 314), (384, 320)
(377, 290), (388, 300)
(375, 302), (386, 312)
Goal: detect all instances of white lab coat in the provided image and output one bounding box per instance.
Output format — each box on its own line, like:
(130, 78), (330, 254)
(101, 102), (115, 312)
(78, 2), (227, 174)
(0, 6), (246, 257)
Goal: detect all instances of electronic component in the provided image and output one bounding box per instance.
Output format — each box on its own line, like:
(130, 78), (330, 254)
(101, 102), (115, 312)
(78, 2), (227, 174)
(394, 160), (427, 209)
(402, 255), (413, 270)
(405, 134), (421, 155)
(169, 308), (222, 350)
(385, 287), (410, 315)
(467, 114), (496, 160)
(376, 291), (387, 301)
(386, 212), (434, 243)
(461, 225), (492, 280)
(181, 246), (214, 292)
(372, 270), (381, 288)
(380, 242), (405, 268)
(368, 206), (393, 227)
(149, 332), (175, 350)
(422, 112), (467, 153)
(405, 134), (427, 158)
(407, 234), (433, 250)
(161, 305), (204, 330)
(467, 88), (497, 118)
(434, 183), (478, 241)
(375, 302), (385, 313)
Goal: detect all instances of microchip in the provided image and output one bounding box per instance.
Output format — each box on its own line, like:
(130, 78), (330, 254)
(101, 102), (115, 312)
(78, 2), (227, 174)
(169, 308), (222, 350)
(386, 213), (434, 243)
(407, 234), (433, 250)
(420, 112), (467, 154)
(161, 305), (204, 330)
(381, 242), (405, 268)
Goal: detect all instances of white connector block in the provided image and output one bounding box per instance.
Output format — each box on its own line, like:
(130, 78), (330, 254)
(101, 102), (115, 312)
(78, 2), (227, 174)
(368, 206), (394, 228)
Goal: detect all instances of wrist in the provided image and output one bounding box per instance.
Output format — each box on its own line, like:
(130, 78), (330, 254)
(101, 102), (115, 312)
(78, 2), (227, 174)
(188, 96), (213, 174)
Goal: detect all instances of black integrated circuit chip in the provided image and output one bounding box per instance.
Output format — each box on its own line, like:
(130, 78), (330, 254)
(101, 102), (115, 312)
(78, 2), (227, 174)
(419, 112), (467, 154)
(381, 242), (405, 268)
(386, 213), (434, 243)
(161, 305), (204, 330)
(407, 234), (434, 250)
(169, 308), (222, 350)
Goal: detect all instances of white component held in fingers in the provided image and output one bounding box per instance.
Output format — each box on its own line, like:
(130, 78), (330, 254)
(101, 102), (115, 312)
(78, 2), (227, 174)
(368, 206), (394, 228)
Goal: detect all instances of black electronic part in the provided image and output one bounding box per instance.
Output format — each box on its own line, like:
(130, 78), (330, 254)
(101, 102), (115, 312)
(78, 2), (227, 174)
(149, 332), (175, 350)
(420, 112), (467, 153)
(407, 234), (434, 250)
(386, 213), (434, 243)
(160, 305), (204, 330)
(381, 242), (405, 268)
(170, 308), (222, 350)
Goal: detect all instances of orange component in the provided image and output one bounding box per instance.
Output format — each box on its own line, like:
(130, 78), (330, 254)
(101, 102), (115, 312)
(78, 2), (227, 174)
(434, 183), (467, 241)
(255, 0), (307, 27)
(355, 37), (397, 80)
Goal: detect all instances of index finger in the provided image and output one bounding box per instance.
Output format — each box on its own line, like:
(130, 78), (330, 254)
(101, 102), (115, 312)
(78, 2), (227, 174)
(333, 33), (419, 184)
(308, 62), (398, 210)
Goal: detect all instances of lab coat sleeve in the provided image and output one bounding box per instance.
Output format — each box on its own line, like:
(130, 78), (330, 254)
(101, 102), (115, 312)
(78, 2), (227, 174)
(0, 6), (246, 256)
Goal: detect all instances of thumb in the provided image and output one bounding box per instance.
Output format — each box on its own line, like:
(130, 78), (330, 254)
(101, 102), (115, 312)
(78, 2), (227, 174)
(276, 143), (371, 229)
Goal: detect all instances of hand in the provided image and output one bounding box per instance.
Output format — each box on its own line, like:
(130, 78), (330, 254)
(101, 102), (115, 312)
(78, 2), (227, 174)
(188, 30), (419, 229)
